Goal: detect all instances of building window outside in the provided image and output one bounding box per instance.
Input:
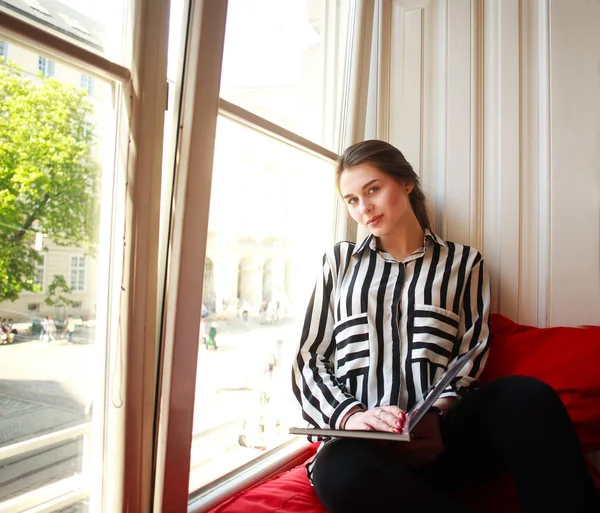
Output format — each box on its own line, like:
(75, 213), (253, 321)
(58, 12), (91, 34)
(70, 256), (86, 292)
(38, 56), (55, 77)
(80, 73), (94, 95)
(24, 0), (50, 16)
(27, 303), (40, 313)
(33, 255), (45, 292)
(0, 41), (7, 59)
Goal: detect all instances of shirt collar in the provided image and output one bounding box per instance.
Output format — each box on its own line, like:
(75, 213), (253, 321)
(352, 228), (446, 257)
(352, 234), (376, 256)
(424, 229), (446, 248)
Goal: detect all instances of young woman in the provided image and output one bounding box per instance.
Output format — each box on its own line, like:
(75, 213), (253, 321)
(292, 140), (599, 513)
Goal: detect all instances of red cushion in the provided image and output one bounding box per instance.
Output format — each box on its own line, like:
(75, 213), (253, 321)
(207, 450), (326, 513)
(481, 314), (600, 453)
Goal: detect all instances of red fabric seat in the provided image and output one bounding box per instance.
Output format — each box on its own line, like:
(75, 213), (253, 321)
(209, 445), (326, 513)
(209, 314), (600, 513)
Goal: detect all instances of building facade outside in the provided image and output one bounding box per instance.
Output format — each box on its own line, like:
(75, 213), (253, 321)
(0, 0), (108, 324)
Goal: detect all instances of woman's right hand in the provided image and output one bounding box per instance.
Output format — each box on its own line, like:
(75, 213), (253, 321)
(344, 406), (406, 433)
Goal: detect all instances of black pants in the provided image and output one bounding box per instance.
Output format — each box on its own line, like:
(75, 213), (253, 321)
(311, 376), (600, 513)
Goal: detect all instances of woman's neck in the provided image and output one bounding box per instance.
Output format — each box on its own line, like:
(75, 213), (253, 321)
(377, 215), (425, 262)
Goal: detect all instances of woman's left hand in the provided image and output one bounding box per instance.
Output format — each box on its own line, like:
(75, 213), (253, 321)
(394, 412), (444, 467)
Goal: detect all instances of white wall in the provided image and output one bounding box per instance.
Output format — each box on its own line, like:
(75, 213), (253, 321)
(382, 0), (600, 328)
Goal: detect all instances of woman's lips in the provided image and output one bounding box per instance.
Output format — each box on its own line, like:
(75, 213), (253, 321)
(367, 215), (383, 226)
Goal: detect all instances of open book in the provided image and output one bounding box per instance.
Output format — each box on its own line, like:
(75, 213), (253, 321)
(289, 344), (480, 442)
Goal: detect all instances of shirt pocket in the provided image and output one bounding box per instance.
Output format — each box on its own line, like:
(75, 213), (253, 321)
(411, 304), (460, 378)
(332, 312), (370, 382)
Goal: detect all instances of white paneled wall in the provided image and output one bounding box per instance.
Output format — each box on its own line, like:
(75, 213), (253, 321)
(548, 0), (600, 326)
(385, 0), (600, 327)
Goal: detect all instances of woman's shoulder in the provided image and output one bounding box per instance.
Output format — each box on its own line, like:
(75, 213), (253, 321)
(319, 240), (362, 270)
(332, 240), (359, 252)
(322, 240), (359, 257)
(433, 233), (485, 265)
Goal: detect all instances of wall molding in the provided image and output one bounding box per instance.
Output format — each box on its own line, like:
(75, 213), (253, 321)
(536, 0), (551, 327)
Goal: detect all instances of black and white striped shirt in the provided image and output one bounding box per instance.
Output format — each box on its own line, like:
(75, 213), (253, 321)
(292, 230), (491, 431)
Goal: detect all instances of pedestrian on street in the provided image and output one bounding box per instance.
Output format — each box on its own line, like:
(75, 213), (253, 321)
(63, 315), (76, 343)
(46, 316), (57, 343)
(207, 322), (218, 350)
(40, 317), (49, 342)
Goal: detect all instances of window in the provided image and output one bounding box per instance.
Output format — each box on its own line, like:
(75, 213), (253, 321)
(80, 73), (95, 95)
(24, 0), (50, 16)
(37, 55), (55, 77)
(0, 0), (362, 511)
(70, 255), (86, 291)
(0, 40), (6, 59)
(33, 254), (45, 292)
(27, 303), (40, 312)
(59, 12), (91, 35)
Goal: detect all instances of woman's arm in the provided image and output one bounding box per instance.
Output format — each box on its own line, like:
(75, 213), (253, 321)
(291, 250), (364, 429)
(439, 255), (491, 402)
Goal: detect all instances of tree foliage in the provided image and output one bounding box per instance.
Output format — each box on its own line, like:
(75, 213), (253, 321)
(45, 274), (75, 308)
(0, 59), (99, 302)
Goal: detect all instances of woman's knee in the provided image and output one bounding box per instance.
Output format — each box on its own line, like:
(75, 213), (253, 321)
(488, 375), (565, 417)
(492, 375), (555, 398)
(312, 440), (408, 511)
(312, 439), (389, 489)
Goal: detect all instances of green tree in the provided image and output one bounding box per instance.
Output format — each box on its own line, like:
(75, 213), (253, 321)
(0, 59), (99, 302)
(44, 274), (76, 309)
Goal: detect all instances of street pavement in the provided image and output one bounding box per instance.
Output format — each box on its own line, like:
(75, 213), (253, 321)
(0, 314), (304, 508)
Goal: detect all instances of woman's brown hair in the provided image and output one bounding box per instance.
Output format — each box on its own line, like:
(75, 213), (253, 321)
(336, 140), (432, 232)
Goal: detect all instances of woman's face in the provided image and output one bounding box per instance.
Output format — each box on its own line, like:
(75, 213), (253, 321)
(339, 162), (414, 238)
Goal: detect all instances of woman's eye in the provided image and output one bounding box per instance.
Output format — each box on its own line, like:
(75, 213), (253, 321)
(368, 186), (379, 194)
(347, 197), (357, 205)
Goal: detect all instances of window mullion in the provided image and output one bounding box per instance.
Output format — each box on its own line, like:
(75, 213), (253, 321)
(218, 98), (338, 163)
(118, 0), (171, 511)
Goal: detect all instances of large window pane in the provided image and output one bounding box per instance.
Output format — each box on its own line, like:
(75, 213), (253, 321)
(0, 8), (124, 508)
(220, 0), (351, 151)
(188, 116), (335, 492)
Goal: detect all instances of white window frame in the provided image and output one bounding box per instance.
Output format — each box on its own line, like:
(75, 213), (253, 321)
(58, 12), (91, 35)
(37, 55), (55, 77)
(69, 254), (86, 292)
(80, 72), (95, 95)
(0, 2), (169, 513)
(22, 253), (45, 295)
(34, 253), (46, 292)
(24, 0), (50, 16)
